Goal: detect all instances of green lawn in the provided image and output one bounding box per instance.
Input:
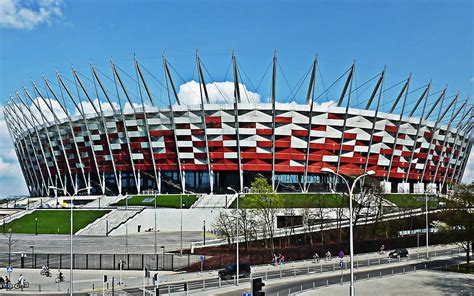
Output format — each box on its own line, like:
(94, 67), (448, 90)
(382, 194), (439, 208)
(2, 209), (109, 234)
(230, 193), (349, 208)
(113, 194), (198, 208)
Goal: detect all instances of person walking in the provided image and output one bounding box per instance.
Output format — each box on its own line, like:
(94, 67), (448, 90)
(18, 274), (24, 288)
(325, 251), (332, 261)
(313, 252), (319, 263)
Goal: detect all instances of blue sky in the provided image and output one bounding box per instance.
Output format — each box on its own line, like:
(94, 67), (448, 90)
(0, 0), (472, 196)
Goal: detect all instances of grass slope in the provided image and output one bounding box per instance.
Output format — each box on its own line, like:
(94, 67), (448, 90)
(382, 194), (439, 208)
(2, 209), (109, 234)
(113, 194), (198, 208)
(230, 193), (348, 208)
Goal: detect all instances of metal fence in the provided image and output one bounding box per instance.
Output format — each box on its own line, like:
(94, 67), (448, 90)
(0, 252), (200, 271)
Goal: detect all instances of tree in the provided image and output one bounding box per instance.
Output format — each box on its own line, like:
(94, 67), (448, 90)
(439, 184), (473, 269)
(213, 210), (236, 249)
(247, 177), (282, 253)
(237, 208), (257, 251)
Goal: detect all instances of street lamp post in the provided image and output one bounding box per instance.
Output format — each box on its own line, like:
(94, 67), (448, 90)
(49, 185), (91, 296)
(424, 188), (433, 259)
(227, 187), (239, 286)
(154, 191), (157, 256)
(321, 168), (375, 296)
(180, 195), (183, 256)
(35, 217), (38, 236)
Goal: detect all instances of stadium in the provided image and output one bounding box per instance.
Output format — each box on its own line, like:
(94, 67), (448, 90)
(3, 54), (472, 197)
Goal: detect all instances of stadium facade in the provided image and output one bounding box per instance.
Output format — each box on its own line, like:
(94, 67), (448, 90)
(3, 54), (472, 197)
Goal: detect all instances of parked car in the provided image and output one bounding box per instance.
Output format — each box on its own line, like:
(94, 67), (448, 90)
(389, 248), (409, 258)
(218, 263), (251, 280)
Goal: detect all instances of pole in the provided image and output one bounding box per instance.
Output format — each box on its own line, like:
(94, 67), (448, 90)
(425, 190), (429, 259)
(154, 192), (157, 256)
(126, 194), (129, 255)
(35, 217), (38, 235)
(180, 195), (183, 256)
(48, 186), (91, 296)
(70, 192), (73, 296)
(322, 170), (373, 296)
(236, 191), (239, 286)
(203, 220), (206, 245)
(348, 182), (354, 296)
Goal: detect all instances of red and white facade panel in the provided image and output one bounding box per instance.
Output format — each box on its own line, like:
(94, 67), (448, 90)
(5, 102), (471, 197)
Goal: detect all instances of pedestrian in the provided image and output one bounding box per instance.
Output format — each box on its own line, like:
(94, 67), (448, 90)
(326, 251), (332, 261)
(18, 274), (24, 287)
(280, 254), (285, 265)
(313, 252), (319, 263)
(379, 244), (385, 255)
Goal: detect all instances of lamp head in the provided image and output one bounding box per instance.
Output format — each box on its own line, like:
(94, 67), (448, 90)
(321, 168), (335, 174)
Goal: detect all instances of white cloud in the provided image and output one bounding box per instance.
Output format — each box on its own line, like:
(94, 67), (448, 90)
(0, 0), (63, 30)
(0, 105), (28, 197)
(177, 80), (261, 105)
(461, 147), (474, 184)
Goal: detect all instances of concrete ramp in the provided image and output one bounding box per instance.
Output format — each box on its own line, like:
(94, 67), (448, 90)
(191, 194), (231, 208)
(76, 208), (143, 236)
(83, 195), (123, 208)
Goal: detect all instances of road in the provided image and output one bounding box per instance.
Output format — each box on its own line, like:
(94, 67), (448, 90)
(123, 245), (463, 296)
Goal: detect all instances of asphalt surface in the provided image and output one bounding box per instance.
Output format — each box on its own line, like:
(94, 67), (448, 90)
(0, 231), (209, 254)
(263, 256), (465, 296)
(121, 247), (461, 296)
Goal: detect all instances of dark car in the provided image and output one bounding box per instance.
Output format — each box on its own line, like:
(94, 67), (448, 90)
(389, 248), (409, 258)
(218, 263), (251, 280)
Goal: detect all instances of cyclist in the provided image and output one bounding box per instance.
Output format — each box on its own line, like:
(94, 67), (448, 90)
(18, 274), (24, 288)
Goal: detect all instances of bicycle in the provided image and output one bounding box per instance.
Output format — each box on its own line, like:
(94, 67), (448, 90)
(40, 269), (52, 277)
(14, 281), (30, 289)
(55, 274), (65, 283)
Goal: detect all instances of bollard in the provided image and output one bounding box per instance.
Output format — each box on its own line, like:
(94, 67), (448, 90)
(414, 266), (416, 272)
(294, 269), (296, 277)
(92, 283), (94, 290)
(301, 284), (303, 291)
(218, 276), (221, 287)
(368, 259), (370, 266)
(313, 282), (315, 288)
(280, 269), (282, 279)
(388, 257), (391, 264)
(341, 277), (343, 285)
(367, 273), (369, 279)
(326, 279), (329, 287)
(288, 288), (291, 294)
(39, 285), (41, 292)
(379, 258), (381, 265)
(392, 269), (394, 275)
(203, 280), (205, 290)
(265, 271), (268, 281)
(307, 266), (310, 275)
(333, 264), (335, 271)
(379, 271), (382, 278)
(403, 267), (405, 274)
(168, 285), (171, 295)
(424, 264), (426, 269)
(320, 265), (323, 273)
